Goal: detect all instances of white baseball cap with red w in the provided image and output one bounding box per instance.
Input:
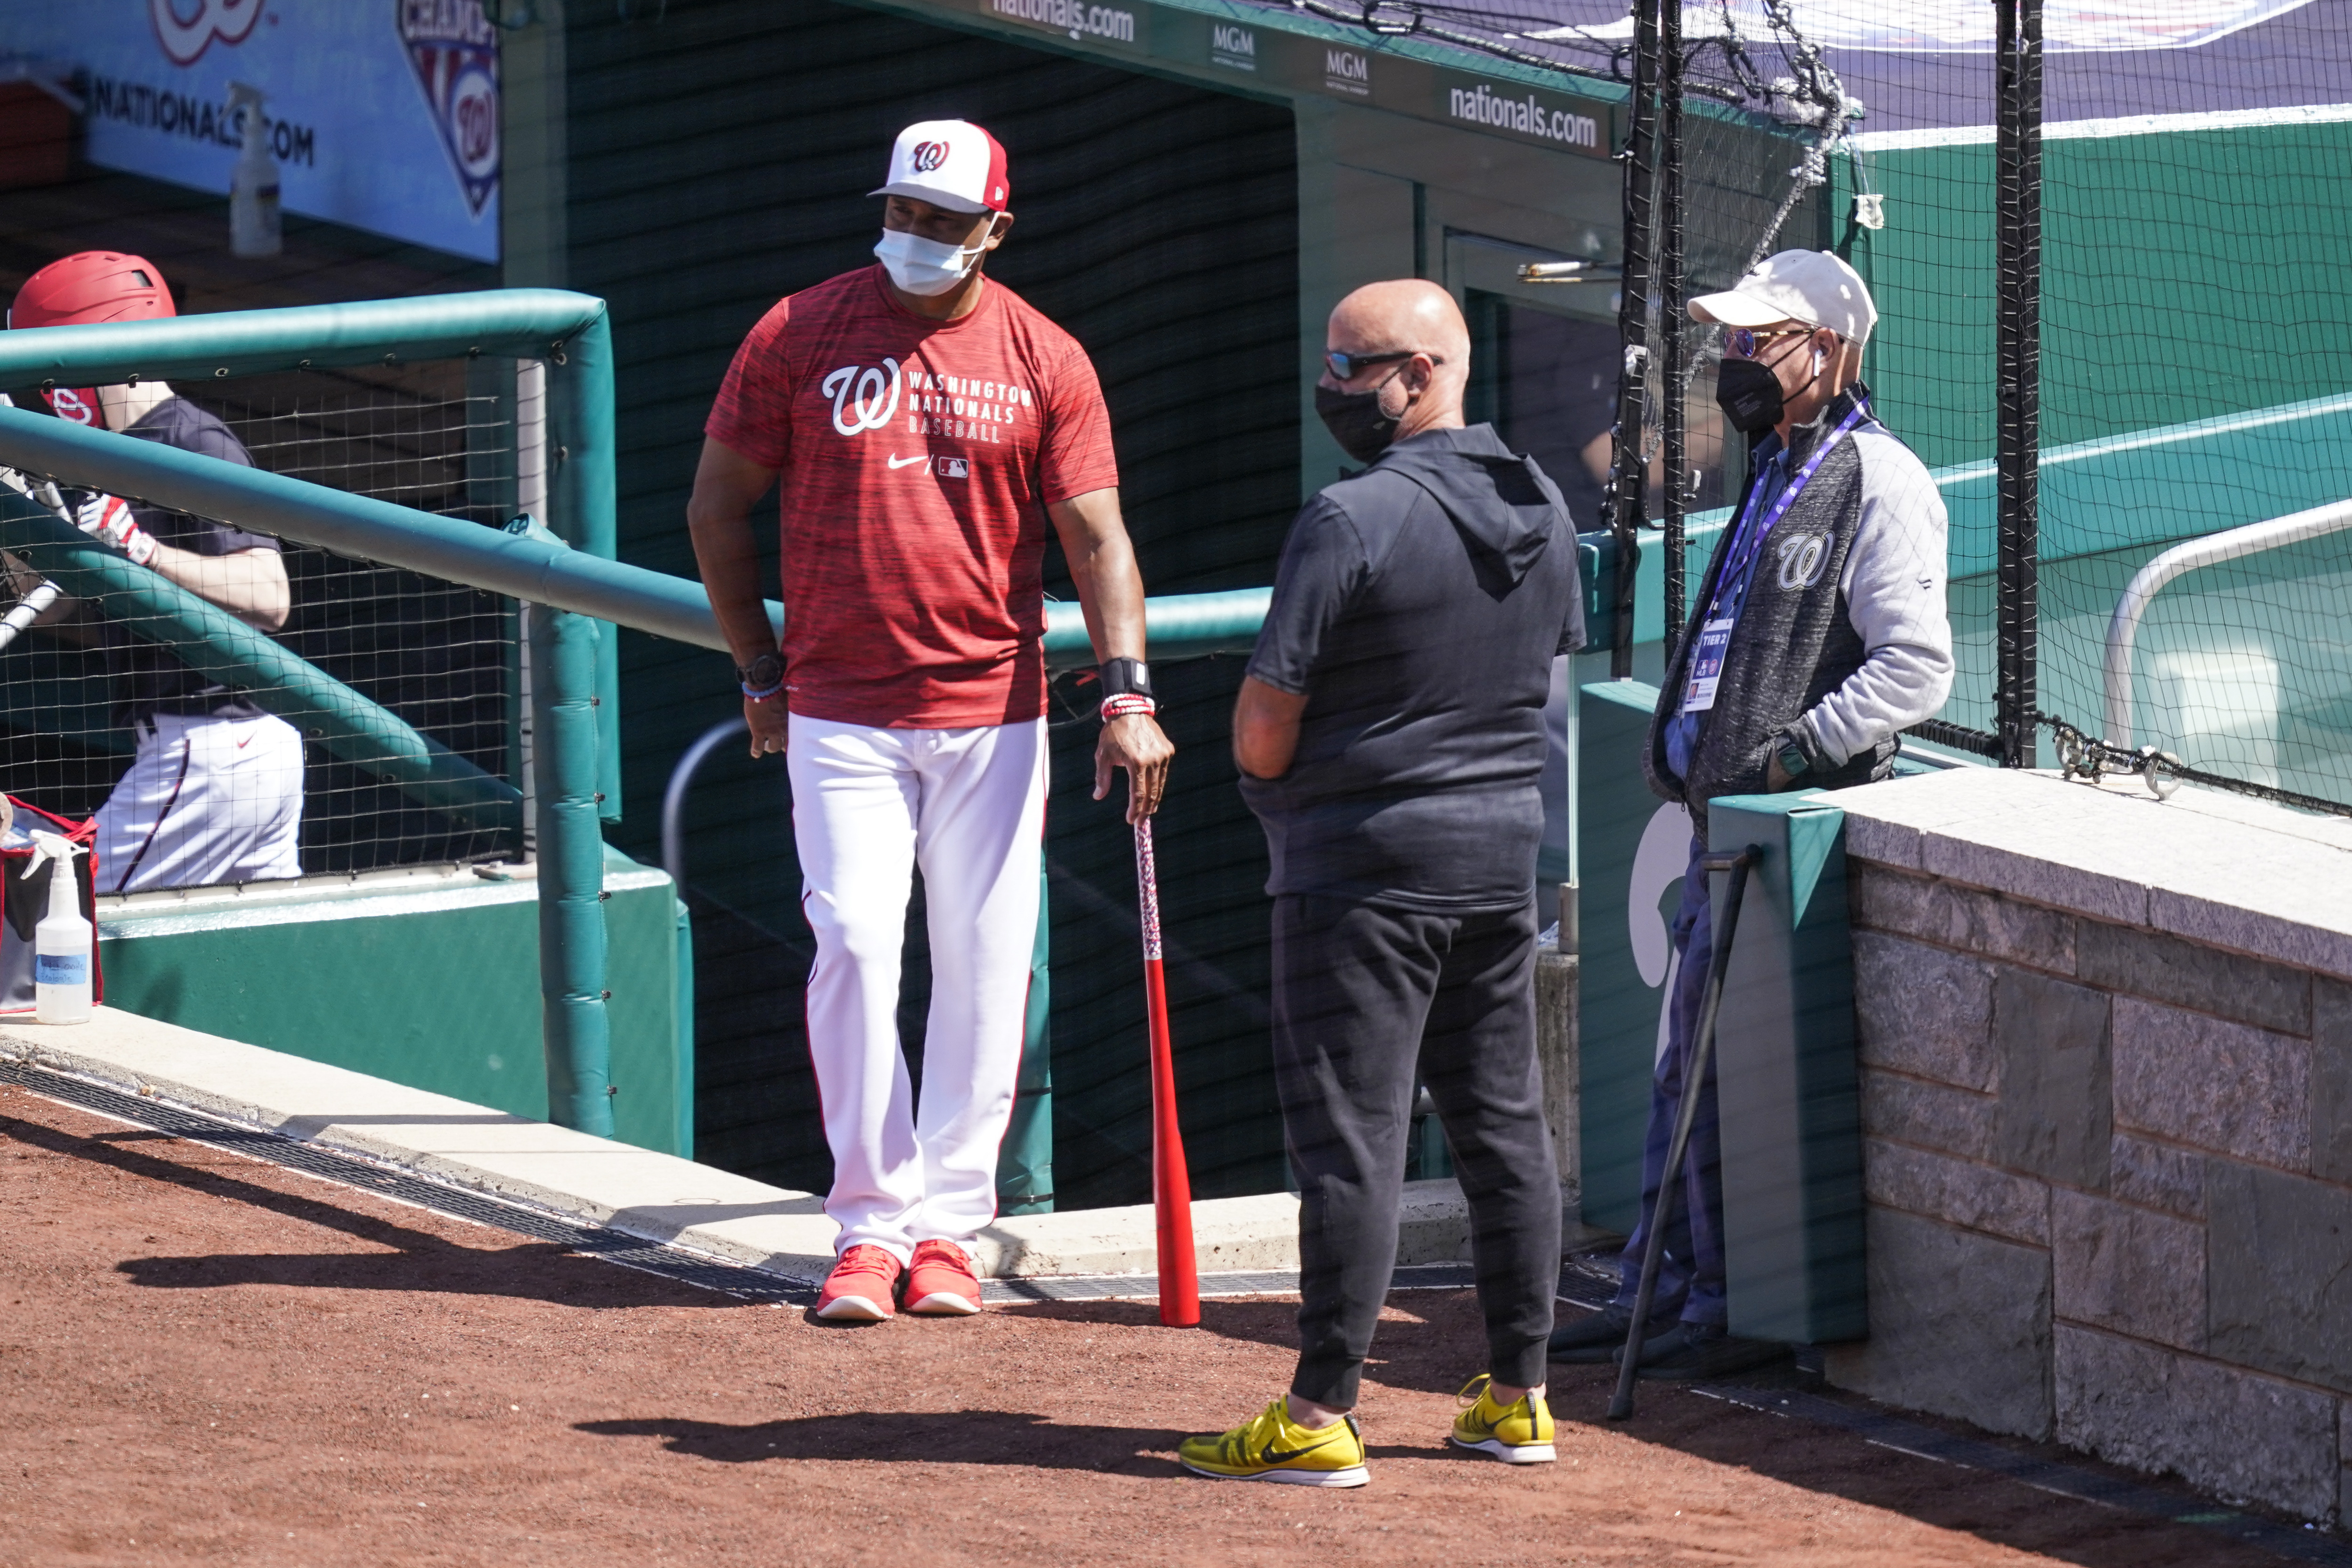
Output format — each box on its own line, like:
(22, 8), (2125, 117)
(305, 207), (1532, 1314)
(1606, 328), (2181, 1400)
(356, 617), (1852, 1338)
(869, 120), (1010, 215)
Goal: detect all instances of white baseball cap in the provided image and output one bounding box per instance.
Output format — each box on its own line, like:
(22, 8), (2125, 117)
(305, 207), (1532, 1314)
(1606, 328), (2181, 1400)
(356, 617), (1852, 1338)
(869, 119), (1010, 215)
(1690, 250), (1877, 345)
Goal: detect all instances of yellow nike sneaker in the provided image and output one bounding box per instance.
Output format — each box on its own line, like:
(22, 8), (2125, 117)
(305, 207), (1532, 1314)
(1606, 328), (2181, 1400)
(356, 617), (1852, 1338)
(1178, 1399), (1370, 1487)
(1449, 1374), (1557, 1464)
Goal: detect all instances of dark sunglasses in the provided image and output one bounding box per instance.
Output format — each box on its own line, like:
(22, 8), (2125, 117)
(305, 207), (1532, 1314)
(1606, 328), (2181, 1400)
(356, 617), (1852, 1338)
(1724, 326), (1814, 359)
(1323, 348), (1438, 381)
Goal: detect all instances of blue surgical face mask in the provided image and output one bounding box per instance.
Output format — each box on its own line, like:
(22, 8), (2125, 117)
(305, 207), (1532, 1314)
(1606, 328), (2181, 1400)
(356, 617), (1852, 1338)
(874, 226), (986, 297)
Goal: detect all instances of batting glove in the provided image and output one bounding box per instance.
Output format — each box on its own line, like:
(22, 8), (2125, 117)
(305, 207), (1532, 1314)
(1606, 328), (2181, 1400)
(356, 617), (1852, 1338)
(69, 491), (160, 567)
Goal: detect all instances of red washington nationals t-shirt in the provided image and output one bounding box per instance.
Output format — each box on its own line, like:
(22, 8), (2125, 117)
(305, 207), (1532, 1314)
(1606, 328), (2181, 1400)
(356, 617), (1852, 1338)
(706, 265), (1118, 728)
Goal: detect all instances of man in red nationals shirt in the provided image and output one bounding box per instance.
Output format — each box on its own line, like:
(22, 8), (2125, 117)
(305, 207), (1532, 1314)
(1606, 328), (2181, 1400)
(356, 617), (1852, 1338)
(689, 120), (1174, 1322)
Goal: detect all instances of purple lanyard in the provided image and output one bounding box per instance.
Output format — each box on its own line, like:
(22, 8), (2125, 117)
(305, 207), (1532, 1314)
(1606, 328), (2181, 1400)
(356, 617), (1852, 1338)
(1708, 400), (1871, 623)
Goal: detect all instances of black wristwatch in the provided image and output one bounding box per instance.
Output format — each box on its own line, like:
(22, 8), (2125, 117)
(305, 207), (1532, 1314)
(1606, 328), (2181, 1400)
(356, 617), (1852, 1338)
(736, 651), (784, 693)
(1774, 729), (1811, 782)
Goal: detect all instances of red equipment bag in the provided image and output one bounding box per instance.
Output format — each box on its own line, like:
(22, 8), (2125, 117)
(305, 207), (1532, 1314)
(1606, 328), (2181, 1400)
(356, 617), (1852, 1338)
(1, 797), (102, 1015)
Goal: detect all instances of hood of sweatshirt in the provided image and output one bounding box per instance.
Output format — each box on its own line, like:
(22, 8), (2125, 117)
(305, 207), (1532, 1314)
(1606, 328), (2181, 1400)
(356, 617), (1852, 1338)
(1368, 423), (1566, 588)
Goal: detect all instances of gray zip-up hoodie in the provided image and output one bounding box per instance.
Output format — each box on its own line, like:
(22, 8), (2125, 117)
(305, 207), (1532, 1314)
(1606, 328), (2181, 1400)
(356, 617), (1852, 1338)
(1645, 384), (1954, 830)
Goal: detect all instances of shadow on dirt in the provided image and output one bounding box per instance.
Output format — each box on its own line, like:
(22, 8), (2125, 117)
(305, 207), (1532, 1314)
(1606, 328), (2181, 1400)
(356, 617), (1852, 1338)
(999, 1292), (1464, 1398)
(576, 1410), (1192, 1475)
(0, 1108), (742, 1313)
(1009, 1288), (2297, 1568)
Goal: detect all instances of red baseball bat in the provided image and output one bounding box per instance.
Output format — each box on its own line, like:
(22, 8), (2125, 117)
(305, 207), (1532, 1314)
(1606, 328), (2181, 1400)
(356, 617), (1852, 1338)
(1133, 817), (1200, 1327)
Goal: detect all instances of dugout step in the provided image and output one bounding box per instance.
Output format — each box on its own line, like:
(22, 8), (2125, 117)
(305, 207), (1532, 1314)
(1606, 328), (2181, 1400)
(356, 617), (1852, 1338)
(0, 1006), (1575, 1284)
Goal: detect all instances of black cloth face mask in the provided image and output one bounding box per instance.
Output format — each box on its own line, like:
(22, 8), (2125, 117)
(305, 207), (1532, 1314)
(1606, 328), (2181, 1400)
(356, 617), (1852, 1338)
(1713, 355), (1787, 434)
(1315, 370), (1407, 463)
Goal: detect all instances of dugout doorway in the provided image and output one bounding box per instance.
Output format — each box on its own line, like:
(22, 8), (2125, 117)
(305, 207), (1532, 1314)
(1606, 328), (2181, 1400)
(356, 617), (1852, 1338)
(546, 0), (1716, 1209)
(563, 0), (1305, 1209)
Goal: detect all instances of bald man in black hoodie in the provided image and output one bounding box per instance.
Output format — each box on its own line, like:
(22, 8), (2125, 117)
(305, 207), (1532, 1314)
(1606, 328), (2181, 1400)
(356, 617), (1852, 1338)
(1178, 282), (1585, 1488)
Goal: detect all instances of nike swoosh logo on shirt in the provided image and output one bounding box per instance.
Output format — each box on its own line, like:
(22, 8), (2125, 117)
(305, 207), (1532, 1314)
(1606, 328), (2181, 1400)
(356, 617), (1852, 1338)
(886, 453), (929, 469)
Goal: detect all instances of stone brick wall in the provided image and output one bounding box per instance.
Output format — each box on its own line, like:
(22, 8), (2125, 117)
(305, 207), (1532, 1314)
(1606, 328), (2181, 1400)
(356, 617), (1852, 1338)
(1827, 858), (2352, 1521)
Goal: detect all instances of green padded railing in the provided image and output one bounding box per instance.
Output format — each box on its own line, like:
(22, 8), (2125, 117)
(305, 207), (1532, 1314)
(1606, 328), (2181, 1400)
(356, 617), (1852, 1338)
(0, 289), (625, 820)
(0, 400), (1269, 1140)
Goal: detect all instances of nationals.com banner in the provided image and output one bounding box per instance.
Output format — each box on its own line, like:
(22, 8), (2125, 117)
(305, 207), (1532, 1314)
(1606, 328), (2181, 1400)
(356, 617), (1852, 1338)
(2, 0), (500, 263)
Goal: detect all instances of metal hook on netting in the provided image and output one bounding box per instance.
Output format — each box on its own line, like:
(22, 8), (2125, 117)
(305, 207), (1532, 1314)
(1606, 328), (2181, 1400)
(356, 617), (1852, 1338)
(2037, 711), (2352, 819)
(2041, 711), (2179, 800)
(1739, 0), (1866, 269)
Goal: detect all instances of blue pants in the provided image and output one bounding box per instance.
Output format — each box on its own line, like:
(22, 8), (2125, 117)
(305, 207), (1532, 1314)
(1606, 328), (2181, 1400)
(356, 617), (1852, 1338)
(1611, 836), (1727, 1327)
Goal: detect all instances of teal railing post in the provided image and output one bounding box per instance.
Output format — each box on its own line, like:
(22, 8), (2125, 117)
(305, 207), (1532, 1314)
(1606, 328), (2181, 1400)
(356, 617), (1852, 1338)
(511, 515), (614, 1136)
(543, 309), (622, 824)
(997, 864), (1053, 1214)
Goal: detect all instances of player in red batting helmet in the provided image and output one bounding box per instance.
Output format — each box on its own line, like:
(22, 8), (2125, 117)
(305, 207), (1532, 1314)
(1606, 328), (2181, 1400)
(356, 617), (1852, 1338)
(8, 251), (177, 428)
(3, 250), (303, 893)
(9, 250), (176, 328)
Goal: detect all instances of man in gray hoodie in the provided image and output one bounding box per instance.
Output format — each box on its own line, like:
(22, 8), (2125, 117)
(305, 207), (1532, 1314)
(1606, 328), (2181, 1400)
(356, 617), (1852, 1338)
(1178, 281), (1585, 1488)
(1551, 250), (1953, 1379)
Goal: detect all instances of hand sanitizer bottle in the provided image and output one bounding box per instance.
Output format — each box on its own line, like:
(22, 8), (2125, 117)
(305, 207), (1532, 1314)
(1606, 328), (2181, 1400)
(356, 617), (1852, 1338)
(228, 82), (282, 259)
(29, 831), (92, 1025)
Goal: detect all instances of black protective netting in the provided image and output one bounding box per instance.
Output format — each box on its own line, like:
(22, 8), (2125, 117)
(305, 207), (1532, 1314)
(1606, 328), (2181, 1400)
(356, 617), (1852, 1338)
(1822, 1), (2352, 800)
(1290, 0), (2352, 804)
(0, 364), (526, 888)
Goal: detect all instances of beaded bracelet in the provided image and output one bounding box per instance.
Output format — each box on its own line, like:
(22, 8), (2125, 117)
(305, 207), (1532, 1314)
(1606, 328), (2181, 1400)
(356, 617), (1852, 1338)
(1099, 693), (1157, 722)
(742, 677), (785, 702)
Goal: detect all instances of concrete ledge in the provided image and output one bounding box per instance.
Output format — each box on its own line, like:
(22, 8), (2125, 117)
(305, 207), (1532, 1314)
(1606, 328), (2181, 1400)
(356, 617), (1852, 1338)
(1825, 768), (2352, 982)
(0, 1007), (1481, 1283)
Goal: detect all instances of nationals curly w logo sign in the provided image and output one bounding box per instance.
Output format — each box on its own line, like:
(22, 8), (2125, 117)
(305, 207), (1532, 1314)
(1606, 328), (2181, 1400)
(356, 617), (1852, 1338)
(823, 359), (904, 436)
(910, 141), (950, 173)
(150, 0), (265, 66)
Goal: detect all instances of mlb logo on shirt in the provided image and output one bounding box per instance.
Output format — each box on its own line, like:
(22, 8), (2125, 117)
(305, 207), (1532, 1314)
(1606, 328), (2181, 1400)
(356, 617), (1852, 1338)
(937, 456), (969, 478)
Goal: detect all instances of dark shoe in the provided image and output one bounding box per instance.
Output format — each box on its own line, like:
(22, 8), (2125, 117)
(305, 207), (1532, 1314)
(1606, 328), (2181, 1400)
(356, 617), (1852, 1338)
(1624, 1322), (1790, 1381)
(1547, 1303), (1680, 1364)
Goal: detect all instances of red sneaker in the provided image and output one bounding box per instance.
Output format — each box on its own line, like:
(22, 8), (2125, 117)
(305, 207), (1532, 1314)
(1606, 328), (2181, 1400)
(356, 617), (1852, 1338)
(815, 1245), (903, 1321)
(904, 1239), (983, 1316)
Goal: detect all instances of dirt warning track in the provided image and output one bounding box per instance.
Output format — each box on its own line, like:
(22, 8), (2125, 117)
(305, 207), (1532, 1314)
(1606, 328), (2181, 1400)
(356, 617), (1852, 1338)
(0, 1081), (2311, 1568)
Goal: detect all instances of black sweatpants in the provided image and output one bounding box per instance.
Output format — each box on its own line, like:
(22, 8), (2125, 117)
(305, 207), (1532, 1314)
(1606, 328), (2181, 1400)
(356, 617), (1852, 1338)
(1272, 893), (1559, 1408)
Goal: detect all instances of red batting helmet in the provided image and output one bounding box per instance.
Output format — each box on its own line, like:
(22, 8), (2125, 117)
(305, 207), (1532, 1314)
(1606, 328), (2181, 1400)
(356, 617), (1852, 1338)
(9, 251), (177, 331)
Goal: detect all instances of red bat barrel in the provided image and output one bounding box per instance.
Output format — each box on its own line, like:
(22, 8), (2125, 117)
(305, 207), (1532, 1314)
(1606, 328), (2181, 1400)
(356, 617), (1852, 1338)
(1133, 818), (1200, 1326)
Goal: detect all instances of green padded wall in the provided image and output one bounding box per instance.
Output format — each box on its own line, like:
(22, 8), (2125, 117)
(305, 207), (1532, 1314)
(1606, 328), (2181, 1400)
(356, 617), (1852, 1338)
(1708, 792), (1866, 1346)
(95, 852), (688, 1156)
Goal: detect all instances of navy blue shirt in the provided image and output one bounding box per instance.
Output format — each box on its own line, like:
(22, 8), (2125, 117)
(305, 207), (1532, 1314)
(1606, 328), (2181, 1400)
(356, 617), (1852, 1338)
(104, 398), (279, 726)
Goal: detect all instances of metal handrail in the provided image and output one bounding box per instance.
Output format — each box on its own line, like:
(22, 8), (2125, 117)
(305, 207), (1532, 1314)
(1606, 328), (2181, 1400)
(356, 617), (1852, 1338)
(0, 405), (1271, 668)
(0, 403), (1273, 1140)
(0, 289), (626, 816)
(662, 717), (747, 890)
(0, 494), (520, 831)
(2102, 498), (2352, 747)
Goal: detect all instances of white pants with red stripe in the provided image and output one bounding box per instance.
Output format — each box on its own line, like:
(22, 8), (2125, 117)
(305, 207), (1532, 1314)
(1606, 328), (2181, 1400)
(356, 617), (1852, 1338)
(789, 713), (1047, 1263)
(94, 712), (305, 894)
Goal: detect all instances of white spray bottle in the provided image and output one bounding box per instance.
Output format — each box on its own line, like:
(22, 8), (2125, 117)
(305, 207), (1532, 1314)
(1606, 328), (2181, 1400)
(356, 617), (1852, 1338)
(28, 831), (92, 1024)
(228, 82), (282, 259)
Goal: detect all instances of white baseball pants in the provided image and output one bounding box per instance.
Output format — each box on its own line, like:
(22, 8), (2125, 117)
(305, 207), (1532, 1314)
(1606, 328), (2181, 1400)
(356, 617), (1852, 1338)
(788, 713), (1047, 1262)
(95, 712), (305, 894)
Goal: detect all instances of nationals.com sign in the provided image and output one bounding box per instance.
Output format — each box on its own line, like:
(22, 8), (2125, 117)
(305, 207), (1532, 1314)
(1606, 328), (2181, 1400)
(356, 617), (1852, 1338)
(988, 0), (1139, 46)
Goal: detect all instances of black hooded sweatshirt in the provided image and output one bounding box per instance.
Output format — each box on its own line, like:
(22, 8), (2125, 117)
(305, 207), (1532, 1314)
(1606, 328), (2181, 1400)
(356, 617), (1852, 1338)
(1240, 424), (1585, 910)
